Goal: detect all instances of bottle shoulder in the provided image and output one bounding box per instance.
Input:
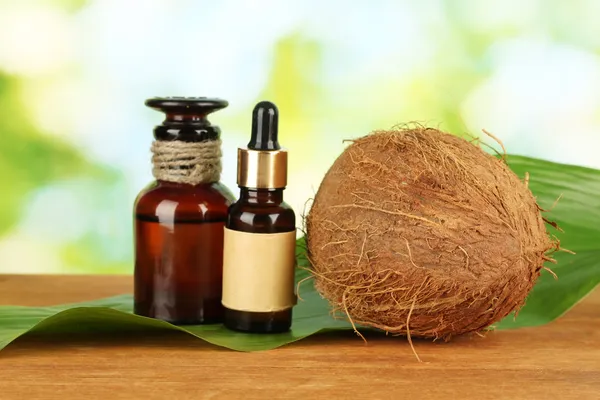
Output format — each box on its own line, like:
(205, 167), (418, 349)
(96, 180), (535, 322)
(136, 181), (234, 199)
(228, 199), (294, 212)
(135, 180), (235, 222)
(227, 199), (296, 233)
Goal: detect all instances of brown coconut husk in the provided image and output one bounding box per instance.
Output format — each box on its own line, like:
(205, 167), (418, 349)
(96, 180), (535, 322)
(305, 127), (557, 343)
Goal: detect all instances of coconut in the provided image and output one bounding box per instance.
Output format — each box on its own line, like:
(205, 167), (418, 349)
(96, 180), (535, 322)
(305, 127), (556, 341)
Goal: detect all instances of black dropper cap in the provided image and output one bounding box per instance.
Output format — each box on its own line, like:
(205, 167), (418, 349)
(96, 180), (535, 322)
(248, 101), (281, 150)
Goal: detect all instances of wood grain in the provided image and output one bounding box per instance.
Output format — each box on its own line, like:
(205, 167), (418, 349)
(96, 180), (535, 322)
(0, 274), (598, 400)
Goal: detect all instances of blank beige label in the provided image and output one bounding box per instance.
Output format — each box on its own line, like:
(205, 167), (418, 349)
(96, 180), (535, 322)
(222, 228), (297, 312)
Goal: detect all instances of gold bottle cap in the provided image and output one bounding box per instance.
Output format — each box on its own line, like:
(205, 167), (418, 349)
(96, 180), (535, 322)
(237, 101), (288, 189)
(237, 148), (287, 189)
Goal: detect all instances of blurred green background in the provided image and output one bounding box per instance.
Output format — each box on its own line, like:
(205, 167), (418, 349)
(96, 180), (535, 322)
(1, 0), (599, 274)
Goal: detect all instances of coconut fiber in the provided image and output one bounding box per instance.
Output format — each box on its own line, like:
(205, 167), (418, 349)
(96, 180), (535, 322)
(305, 127), (556, 340)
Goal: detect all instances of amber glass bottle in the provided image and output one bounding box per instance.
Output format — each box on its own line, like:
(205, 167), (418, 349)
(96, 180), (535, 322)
(222, 101), (297, 333)
(134, 97), (235, 325)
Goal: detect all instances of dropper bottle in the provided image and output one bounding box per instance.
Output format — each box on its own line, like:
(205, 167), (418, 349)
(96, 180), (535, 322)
(221, 101), (297, 333)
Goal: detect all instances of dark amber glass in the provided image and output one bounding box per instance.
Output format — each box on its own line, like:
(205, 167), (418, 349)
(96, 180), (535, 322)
(134, 97), (234, 324)
(223, 188), (296, 333)
(134, 181), (233, 324)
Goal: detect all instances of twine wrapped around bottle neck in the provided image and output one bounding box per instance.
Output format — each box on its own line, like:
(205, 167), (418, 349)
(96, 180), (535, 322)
(151, 139), (222, 185)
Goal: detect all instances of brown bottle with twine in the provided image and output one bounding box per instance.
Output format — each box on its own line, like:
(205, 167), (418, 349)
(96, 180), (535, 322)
(222, 101), (297, 333)
(134, 97), (235, 324)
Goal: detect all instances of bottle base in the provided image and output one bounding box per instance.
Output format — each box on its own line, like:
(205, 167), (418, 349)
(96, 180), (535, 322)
(133, 312), (223, 326)
(223, 307), (292, 333)
(134, 299), (223, 326)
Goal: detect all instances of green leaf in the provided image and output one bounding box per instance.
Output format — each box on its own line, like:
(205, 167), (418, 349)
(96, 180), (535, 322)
(0, 155), (598, 351)
(0, 242), (349, 352)
(496, 155), (600, 329)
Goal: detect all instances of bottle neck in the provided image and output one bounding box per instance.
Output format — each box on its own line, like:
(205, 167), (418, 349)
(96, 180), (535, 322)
(154, 124), (220, 142)
(239, 188), (284, 205)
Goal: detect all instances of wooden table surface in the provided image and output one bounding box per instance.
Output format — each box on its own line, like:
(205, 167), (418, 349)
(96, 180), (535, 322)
(0, 275), (598, 400)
